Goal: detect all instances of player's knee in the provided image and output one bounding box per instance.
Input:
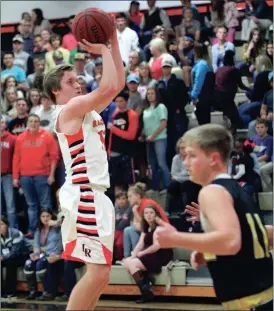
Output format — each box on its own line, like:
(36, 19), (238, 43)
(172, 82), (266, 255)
(86, 264), (110, 287)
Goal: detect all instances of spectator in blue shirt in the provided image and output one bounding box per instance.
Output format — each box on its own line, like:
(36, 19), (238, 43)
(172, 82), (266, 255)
(1, 52), (26, 84)
(252, 118), (273, 166)
(211, 26), (235, 72)
(191, 43), (214, 125)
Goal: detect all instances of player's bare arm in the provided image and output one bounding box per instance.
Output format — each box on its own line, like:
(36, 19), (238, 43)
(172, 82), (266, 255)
(265, 225), (273, 249)
(155, 186), (242, 255)
(56, 42), (122, 134)
(92, 21), (125, 114)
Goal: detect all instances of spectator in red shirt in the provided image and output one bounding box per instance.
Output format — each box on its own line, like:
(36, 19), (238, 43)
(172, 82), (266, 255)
(129, 1), (143, 25)
(1, 118), (18, 228)
(12, 114), (59, 237)
(62, 15), (78, 51)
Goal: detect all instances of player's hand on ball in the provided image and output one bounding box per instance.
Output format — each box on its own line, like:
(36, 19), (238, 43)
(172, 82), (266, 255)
(78, 39), (107, 55)
(190, 251), (207, 270)
(154, 217), (178, 248)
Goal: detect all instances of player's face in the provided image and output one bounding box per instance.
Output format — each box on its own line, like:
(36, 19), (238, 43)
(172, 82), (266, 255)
(144, 207), (156, 224)
(183, 144), (212, 185)
(54, 71), (82, 103)
(127, 190), (140, 206)
(40, 212), (52, 226)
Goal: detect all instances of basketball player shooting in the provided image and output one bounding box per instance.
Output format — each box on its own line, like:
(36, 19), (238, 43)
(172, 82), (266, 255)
(154, 124), (273, 311)
(43, 21), (125, 311)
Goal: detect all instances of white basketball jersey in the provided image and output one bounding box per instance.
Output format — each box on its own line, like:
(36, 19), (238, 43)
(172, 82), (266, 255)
(55, 106), (109, 189)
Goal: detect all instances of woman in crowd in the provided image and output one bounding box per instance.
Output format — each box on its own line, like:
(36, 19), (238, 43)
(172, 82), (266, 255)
(149, 38), (177, 80)
(1, 216), (33, 298)
(2, 86), (23, 117)
(142, 86), (170, 193)
(123, 183), (169, 259)
(137, 62), (154, 100)
(28, 88), (41, 114)
(238, 28), (266, 77)
(238, 54), (272, 127)
(24, 208), (63, 300)
(32, 8), (51, 36)
(123, 205), (173, 303)
(40, 29), (52, 51)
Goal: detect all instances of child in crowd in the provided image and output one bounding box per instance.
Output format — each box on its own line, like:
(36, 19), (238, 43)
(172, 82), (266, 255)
(252, 118), (273, 166)
(114, 192), (132, 262)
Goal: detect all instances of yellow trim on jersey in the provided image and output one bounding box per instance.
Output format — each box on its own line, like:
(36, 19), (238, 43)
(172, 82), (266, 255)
(222, 287), (273, 310)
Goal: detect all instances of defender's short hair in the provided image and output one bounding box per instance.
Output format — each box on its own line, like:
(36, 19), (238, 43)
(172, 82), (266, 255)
(182, 124), (233, 163)
(43, 64), (74, 103)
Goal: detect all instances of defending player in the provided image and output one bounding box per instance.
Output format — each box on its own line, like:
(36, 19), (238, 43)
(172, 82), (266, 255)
(155, 124), (273, 310)
(43, 29), (125, 310)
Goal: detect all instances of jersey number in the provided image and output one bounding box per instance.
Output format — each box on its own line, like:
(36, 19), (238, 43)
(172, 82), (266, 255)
(246, 213), (270, 259)
(98, 130), (106, 151)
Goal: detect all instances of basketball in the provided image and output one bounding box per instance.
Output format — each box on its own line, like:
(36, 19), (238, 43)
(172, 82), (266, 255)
(72, 8), (114, 45)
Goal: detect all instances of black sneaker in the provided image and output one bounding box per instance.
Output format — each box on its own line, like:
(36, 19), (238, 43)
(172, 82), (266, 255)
(36, 292), (55, 301)
(55, 294), (69, 302)
(26, 291), (37, 300)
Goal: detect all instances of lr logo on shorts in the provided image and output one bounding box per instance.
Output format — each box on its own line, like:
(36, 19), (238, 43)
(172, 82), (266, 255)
(82, 244), (91, 257)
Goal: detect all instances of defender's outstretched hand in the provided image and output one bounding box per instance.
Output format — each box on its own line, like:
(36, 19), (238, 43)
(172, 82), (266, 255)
(185, 202), (200, 222)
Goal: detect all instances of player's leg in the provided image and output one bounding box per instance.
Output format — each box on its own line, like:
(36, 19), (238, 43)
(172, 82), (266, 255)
(66, 262), (110, 311)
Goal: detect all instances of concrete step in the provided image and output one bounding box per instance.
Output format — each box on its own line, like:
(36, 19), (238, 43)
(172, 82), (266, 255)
(259, 192), (273, 211)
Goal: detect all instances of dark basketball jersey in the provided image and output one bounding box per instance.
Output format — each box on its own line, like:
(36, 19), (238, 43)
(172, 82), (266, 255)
(200, 175), (273, 310)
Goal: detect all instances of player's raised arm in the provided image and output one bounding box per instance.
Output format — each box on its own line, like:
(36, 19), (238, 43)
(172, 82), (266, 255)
(63, 42), (120, 119)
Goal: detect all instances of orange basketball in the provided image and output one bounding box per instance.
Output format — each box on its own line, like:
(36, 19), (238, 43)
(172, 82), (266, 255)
(72, 8), (114, 45)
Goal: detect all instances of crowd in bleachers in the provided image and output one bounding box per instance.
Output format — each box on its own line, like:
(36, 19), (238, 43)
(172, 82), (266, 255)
(1, 0), (273, 303)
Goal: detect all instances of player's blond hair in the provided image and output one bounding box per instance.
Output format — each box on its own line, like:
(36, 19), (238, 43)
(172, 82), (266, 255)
(43, 64), (74, 103)
(182, 124), (233, 163)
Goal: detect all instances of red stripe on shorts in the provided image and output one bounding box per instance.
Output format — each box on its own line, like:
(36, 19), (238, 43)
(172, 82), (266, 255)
(76, 227), (98, 235)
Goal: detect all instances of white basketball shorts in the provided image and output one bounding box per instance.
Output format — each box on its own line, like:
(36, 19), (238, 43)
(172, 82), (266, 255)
(59, 183), (115, 265)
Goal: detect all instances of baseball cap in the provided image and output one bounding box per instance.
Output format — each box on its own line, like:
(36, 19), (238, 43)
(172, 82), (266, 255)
(268, 72), (273, 81)
(161, 59), (173, 68)
(13, 35), (24, 43)
(74, 53), (85, 61)
(127, 74), (140, 84)
(94, 57), (103, 66)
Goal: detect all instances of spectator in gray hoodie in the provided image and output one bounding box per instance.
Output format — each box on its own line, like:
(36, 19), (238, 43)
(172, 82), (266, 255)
(166, 137), (201, 214)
